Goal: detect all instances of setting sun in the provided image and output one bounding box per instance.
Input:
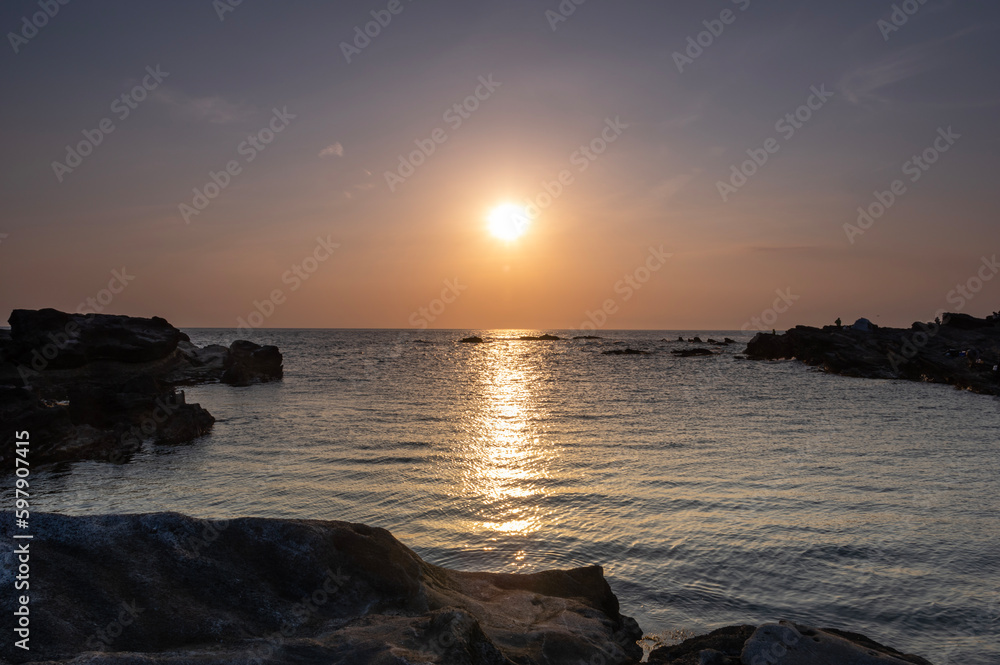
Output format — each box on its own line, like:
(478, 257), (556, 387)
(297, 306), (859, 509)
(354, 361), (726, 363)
(487, 203), (531, 241)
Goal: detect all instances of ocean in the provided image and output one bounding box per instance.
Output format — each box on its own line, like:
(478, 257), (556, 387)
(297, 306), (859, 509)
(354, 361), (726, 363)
(25, 329), (1000, 663)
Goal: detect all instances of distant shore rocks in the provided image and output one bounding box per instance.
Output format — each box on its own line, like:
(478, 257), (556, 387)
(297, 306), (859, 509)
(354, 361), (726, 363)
(0, 308), (283, 470)
(671, 348), (716, 358)
(744, 313), (1000, 394)
(520, 334), (562, 341)
(459, 335), (485, 344)
(4, 511), (643, 665)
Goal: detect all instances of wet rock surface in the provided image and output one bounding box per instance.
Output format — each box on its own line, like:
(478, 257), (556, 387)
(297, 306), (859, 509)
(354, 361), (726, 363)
(647, 622), (933, 665)
(744, 313), (1000, 394)
(0, 512), (643, 665)
(0, 309), (282, 470)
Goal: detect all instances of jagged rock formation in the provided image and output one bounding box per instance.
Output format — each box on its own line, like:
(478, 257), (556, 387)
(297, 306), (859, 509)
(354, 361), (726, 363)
(0, 309), (283, 470)
(744, 313), (1000, 395)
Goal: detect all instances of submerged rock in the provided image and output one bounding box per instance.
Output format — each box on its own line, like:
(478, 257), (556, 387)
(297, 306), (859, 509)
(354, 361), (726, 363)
(672, 348), (715, 357)
(0, 512), (643, 665)
(574, 335), (603, 340)
(604, 348), (649, 355)
(459, 336), (485, 344)
(520, 334), (562, 341)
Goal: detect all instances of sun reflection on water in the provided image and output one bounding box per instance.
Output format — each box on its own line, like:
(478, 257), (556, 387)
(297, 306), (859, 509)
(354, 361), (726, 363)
(459, 337), (558, 537)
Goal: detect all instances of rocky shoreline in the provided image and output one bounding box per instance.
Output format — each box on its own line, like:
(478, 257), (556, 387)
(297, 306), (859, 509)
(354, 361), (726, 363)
(0, 309), (283, 471)
(0, 511), (935, 665)
(744, 312), (1000, 395)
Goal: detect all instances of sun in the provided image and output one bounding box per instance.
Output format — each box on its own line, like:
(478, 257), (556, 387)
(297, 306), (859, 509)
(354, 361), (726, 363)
(487, 203), (530, 241)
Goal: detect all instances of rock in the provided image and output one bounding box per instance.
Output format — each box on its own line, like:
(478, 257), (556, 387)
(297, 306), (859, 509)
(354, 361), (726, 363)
(744, 314), (1000, 394)
(0, 512), (643, 665)
(744, 331), (795, 360)
(0, 386), (119, 469)
(672, 348), (715, 357)
(574, 335), (603, 340)
(724, 338), (736, 344)
(648, 625), (755, 664)
(221, 363), (251, 386)
(689, 336), (703, 343)
(677, 336), (685, 342)
(603, 349), (649, 355)
(741, 621), (933, 665)
(649, 623), (933, 665)
(217, 340), (283, 385)
(460, 336), (485, 344)
(2, 309), (281, 470)
(6, 308), (182, 369)
(520, 334), (561, 341)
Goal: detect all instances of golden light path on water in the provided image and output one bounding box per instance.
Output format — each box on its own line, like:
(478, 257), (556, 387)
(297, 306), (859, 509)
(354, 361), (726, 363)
(458, 339), (557, 544)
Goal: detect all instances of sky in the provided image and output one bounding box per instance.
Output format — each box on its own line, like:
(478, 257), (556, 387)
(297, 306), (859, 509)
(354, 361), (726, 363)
(1, 0), (998, 330)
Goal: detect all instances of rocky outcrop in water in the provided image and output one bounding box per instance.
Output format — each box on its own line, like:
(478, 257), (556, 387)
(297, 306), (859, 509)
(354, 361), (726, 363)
(671, 348), (715, 358)
(0, 309), (283, 470)
(743, 313), (1000, 395)
(0, 512), (642, 665)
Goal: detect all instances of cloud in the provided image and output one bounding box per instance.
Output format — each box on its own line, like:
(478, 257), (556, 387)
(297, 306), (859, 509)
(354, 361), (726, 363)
(319, 143), (345, 158)
(154, 89), (253, 124)
(839, 28), (977, 106)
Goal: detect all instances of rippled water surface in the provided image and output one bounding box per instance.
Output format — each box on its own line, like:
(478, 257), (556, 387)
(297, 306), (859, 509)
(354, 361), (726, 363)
(27, 330), (1000, 663)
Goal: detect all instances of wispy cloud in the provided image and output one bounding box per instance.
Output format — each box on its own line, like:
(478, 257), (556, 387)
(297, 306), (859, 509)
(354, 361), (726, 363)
(154, 89), (253, 124)
(839, 28), (977, 106)
(319, 143), (345, 158)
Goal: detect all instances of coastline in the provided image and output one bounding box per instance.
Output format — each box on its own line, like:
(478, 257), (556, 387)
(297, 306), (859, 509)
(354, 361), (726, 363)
(0, 511), (935, 665)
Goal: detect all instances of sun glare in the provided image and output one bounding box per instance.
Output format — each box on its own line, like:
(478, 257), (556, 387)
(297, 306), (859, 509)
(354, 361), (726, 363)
(488, 203), (530, 241)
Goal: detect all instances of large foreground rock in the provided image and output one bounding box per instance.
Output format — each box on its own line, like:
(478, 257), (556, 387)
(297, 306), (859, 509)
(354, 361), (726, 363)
(744, 313), (1000, 395)
(0, 512), (642, 665)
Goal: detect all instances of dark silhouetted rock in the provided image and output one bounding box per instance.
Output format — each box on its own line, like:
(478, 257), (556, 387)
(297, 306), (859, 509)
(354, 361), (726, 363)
(220, 340), (283, 385)
(0, 386), (119, 469)
(2, 309), (280, 470)
(6, 308), (182, 369)
(672, 348), (715, 357)
(649, 623), (932, 665)
(574, 335), (603, 340)
(741, 622), (933, 665)
(603, 349), (649, 355)
(460, 336), (485, 344)
(520, 334), (561, 341)
(0, 512), (643, 665)
(648, 625), (754, 664)
(744, 314), (1000, 394)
